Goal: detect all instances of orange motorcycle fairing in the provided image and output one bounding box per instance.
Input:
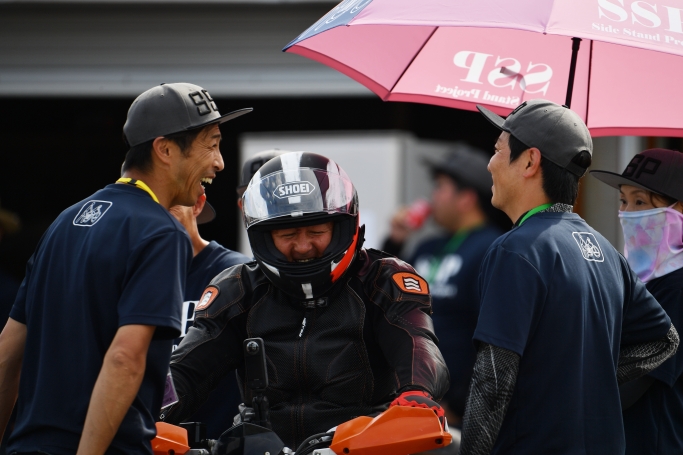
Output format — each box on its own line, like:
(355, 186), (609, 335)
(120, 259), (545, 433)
(153, 421), (191, 455)
(330, 405), (452, 455)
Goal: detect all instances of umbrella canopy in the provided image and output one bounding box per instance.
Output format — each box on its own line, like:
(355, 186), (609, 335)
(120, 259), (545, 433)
(285, 0), (683, 137)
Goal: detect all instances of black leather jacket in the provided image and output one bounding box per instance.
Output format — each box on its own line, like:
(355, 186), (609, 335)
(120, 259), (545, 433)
(164, 248), (449, 448)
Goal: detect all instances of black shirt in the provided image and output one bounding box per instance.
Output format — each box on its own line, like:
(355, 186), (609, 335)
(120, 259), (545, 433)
(623, 267), (683, 455)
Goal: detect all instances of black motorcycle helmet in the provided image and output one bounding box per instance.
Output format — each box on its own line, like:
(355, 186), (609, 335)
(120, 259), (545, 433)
(242, 152), (363, 302)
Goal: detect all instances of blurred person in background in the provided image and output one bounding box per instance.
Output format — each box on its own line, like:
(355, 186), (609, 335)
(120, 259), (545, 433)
(382, 144), (505, 427)
(592, 148), (683, 455)
(165, 194), (249, 439)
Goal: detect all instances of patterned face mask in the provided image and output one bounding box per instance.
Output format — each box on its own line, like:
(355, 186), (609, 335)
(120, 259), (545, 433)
(619, 205), (683, 283)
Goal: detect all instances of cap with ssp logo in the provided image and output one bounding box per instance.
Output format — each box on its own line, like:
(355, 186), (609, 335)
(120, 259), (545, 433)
(591, 149), (683, 202)
(477, 99), (592, 177)
(123, 82), (252, 147)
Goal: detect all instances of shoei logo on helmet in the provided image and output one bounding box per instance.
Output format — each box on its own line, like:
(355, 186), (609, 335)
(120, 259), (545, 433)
(274, 181), (316, 199)
(196, 285), (220, 311)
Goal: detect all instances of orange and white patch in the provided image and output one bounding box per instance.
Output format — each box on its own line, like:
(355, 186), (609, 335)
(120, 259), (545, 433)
(196, 286), (220, 311)
(392, 272), (429, 295)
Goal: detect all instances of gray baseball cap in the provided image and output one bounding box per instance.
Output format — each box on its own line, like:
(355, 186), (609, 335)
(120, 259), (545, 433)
(591, 148), (683, 202)
(123, 82), (252, 147)
(423, 143), (492, 195)
(477, 99), (592, 177)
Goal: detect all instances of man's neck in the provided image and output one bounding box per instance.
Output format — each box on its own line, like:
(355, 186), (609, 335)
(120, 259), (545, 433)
(508, 193), (552, 225)
(120, 170), (174, 210)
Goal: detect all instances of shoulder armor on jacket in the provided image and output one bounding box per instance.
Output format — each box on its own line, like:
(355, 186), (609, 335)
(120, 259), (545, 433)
(358, 249), (432, 312)
(197, 261), (268, 320)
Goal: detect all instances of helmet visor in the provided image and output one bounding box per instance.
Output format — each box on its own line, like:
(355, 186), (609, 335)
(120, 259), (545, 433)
(242, 168), (357, 229)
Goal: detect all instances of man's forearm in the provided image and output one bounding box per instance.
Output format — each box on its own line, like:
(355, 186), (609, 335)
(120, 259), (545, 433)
(617, 324), (679, 385)
(459, 344), (520, 455)
(0, 318), (27, 441)
(0, 366), (21, 442)
(77, 325), (154, 455)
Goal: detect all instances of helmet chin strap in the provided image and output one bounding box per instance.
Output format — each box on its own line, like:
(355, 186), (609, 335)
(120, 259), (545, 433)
(298, 224), (366, 308)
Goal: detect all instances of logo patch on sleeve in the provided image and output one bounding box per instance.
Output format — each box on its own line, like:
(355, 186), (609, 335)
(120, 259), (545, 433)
(195, 286), (220, 311)
(392, 272), (429, 295)
(72, 200), (113, 227)
(572, 232), (605, 262)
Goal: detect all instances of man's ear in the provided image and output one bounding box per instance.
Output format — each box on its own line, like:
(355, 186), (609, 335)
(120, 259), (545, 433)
(522, 147), (543, 179)
(151, 137), (173, 166)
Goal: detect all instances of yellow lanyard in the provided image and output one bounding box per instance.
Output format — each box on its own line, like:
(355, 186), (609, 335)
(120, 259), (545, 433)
(116, 178), (160, 204)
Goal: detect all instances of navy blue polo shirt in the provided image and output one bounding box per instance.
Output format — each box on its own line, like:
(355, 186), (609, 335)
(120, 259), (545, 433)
(475, 211), (671, 455)
(8, 183), (191, 455)
(409, 225), (502, 417)
(623, 267), (683, 455)
(174, 241), (250, 438)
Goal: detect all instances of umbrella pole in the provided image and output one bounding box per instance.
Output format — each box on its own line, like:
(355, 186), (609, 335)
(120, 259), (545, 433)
(565, 38), (582, 109)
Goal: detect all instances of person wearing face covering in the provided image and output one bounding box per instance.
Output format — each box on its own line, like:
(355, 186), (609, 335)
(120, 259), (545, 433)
(591, 148), (683, 455)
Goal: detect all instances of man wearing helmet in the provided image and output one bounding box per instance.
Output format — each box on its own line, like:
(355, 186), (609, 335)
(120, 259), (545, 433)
(164, 152), (450, 449)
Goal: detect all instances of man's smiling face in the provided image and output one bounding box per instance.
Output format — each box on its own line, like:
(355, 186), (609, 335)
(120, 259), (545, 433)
(171, 123), (224, 207)
(271, 222), (334, 262)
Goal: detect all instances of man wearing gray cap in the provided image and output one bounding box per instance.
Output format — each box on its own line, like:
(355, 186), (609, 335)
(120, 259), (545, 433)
(459, 99), (679, 455)
(0, 83), (250, 455)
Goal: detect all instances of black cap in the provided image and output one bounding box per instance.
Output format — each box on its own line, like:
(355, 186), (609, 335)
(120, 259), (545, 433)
(591, 149), (683, 202)
(423, 143), (492, 195)
(237, 149), (289, 195)
(123, 83), (252, 147)
(477, 99), (592, 177)
(196, 201), (216, 225)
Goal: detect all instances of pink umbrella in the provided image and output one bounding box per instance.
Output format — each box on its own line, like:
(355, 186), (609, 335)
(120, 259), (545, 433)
(284, 0), (683, 137)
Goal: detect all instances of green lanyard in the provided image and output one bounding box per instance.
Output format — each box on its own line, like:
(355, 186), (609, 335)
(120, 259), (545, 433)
(425, 227), (477, 284)
(517, 203), (553, 226)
